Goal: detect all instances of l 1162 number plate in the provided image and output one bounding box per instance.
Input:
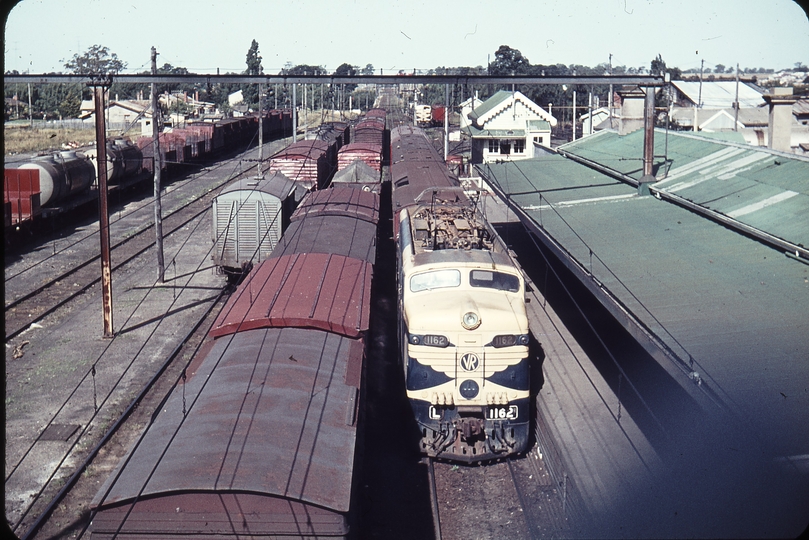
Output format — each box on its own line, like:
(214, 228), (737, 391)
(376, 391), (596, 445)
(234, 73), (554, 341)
(487, 405), (518, 420)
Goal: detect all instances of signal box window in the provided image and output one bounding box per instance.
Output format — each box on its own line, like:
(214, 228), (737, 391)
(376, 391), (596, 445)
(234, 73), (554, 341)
(514, 140), (525, 153)
(488, 140), (499, 153)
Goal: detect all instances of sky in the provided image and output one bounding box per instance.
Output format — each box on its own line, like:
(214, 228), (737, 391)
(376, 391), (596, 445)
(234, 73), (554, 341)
(3, 0), (808, 76)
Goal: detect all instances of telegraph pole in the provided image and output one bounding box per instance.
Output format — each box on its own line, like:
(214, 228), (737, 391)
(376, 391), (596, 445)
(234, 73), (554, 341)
(608, 53), (614, 128)
(151, 46), (165, 282)
(734, 63), (740, 131)
(292, 83), (297, 142)
(258, 81), (264, 178)
(444, 84), (449, 161)
(92, 78), (114, 337)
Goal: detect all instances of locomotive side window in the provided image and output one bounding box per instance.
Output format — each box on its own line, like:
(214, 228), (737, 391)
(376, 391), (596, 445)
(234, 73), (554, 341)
(469, 269), (520, 292)
(410, 269), (461, 292)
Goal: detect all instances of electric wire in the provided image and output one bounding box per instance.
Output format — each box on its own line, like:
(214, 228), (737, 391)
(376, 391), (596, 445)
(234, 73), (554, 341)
(12, 208), (213, 535)
(490, 161), (671, 439)
(4, 131), (272, 288)
(83, 120), (378, 537)
(8, 135), (281, 534)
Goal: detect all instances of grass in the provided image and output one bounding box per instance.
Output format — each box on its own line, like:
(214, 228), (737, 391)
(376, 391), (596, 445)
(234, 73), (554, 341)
(4, 125), (97, 156)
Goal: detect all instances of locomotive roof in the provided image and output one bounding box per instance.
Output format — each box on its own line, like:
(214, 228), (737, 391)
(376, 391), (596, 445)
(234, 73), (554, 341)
(92, 326), (363, 515)
(411, 248), (517, 269)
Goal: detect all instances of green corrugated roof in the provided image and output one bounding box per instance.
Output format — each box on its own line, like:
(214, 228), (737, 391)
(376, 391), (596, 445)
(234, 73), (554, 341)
(558, 129), (809, 248)
(467, 90), (512, 122)
(480, 154), (809, 463)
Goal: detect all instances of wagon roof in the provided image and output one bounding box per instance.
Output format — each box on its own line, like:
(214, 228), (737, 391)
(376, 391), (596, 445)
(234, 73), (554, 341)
(210, 252), (372, 339)
(218, 170), (297, 198)
(271, 139), (331, 159)
(92, 326), (363, 514)
(291, 185), (379, 224)
(339, 141), (383, 153)
(333, 159), (381, 185)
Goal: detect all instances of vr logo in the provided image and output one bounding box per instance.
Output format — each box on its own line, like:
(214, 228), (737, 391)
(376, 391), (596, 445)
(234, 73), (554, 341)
(460, 352), (480, 372)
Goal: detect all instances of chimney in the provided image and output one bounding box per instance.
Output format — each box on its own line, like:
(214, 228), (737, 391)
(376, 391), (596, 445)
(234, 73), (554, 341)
(617, 86), (646, 135)
(762, 87), (797, 152)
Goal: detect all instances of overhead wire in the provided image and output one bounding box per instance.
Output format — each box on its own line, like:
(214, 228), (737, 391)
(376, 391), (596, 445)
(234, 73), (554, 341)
(9, 129), (283, 537)
(85, 123), (371, 538)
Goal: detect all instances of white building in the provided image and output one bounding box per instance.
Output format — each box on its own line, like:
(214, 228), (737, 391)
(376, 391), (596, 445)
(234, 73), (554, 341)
(459, 96), (484, 130)
(466, 90), (557, 163)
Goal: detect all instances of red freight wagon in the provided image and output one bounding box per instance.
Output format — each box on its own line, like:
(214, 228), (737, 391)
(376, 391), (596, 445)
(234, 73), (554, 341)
(4, 168), (42, 225)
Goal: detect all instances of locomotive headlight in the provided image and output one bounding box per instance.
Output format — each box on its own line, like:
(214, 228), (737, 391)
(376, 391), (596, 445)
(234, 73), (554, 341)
(461, 311), (481, 330)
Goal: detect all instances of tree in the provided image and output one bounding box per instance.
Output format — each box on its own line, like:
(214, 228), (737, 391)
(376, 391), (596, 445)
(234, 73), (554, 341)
(242, 40), (263, 109)
(58, 89), (81, 118)
(334, 63), (358, 93)
(650, 54), (681, 80)
(246, 40), (263, 75)
(63, 44), (126, 75)
(651, 54), (666, 76)
(489, 45), (531, 76)
(714, 64), (726, 74)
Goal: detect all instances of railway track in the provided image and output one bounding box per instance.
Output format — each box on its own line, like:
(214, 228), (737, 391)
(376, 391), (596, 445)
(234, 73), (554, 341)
(16, 288), (230, 540)
(4, 202), (230, 537)
(4, 147), (278, 536)
(427, 448), (575, 540)
(4, 162), (244, 341)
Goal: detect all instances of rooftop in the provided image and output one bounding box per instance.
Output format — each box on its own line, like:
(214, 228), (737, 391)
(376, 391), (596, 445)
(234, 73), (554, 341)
(478, 131), (809, 533)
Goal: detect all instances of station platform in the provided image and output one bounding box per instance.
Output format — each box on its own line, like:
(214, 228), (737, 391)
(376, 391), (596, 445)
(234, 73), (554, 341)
(478, 134), (809, 537)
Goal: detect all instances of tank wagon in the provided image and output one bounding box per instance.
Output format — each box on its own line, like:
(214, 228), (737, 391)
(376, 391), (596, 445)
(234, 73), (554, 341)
(391, 125), (532, 462)
(5, 110), (292, 232)
(211, 170), (305, 280)
(15, 150), (101, 208)
(90, 183), (380, 539)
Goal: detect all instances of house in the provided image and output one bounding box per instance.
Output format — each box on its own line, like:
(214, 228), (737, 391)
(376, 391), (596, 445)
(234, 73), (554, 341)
(667, 80), (765, 109)
(459, 95), (484, 130)
(466, 90), (557, 163)
(665, 89), (809, 150)
(79, 99), (153, 133)
(161, 91), (216, 118)
(579, 106), (613, 136)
